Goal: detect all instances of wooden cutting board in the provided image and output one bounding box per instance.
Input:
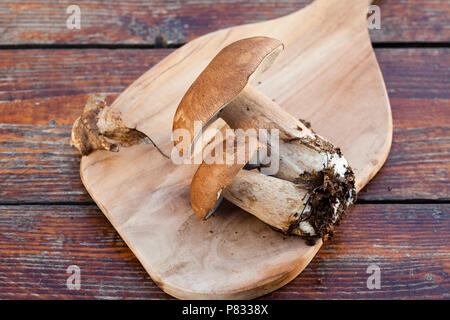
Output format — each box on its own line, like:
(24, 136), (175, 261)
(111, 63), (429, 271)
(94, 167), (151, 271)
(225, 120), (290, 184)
(79, 0), (392, 299)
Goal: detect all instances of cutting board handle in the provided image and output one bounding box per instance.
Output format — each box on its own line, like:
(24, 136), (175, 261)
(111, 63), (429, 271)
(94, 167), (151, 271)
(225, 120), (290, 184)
(298, 0), (376, 25)
(339, 0), (375, 7)
(312, 0), (376, 14)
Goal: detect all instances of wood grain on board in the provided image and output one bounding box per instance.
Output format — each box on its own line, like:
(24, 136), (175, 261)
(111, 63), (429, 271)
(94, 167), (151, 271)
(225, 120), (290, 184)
(0, 49), (448, 203)
(0, 0), (448, 45)
(0, 204), (447, 299)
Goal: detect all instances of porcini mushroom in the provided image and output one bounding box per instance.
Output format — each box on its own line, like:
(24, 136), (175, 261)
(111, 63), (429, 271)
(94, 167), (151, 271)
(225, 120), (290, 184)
(173, 36), (356, 241)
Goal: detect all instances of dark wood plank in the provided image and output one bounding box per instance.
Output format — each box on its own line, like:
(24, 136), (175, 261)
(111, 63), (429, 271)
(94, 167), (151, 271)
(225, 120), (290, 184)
(0, 204), (447, 299)
(0, 204), (167, 299)
(0, 48), (448, 202)
(264, 204), (450, 299)
(0, 0), (448, 45)
(362, 49), (450, 200)
(0, 49), (170, 104)
(0, 49), (170, 203)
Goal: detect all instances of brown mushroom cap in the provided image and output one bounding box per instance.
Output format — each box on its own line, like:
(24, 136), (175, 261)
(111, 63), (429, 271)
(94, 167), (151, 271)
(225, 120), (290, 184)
(190, 132), (264, 219)
(172, 36), (284, 156)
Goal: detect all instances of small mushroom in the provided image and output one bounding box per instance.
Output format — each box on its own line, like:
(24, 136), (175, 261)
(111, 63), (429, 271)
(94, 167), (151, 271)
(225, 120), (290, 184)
(173, 36), (356, 241)
(190, 128), (263, 219)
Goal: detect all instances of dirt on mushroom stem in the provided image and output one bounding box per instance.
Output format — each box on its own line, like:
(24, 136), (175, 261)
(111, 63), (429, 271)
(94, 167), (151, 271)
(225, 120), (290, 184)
(242, 133), (356, 244)
(266, 130), (356, 243)
(289, 166), (356, 244)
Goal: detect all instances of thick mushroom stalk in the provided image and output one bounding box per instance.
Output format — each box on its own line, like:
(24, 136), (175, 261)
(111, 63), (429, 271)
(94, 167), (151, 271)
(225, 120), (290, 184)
(222, 170), (312, 236)
(223, 168), (354, 240)
(220, 85), (356, 239)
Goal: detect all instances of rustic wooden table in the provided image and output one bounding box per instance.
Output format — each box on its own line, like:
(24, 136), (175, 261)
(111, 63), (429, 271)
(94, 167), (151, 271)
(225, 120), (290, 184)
(0, 0), (448, 299)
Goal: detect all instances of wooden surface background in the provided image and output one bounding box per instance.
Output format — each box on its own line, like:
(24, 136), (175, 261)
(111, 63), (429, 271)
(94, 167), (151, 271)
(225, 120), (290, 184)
(0, 0), (449, 299)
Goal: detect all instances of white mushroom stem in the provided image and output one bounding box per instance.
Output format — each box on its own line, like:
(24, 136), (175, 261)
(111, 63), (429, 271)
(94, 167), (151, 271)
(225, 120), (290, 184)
(222, 170), (316, 237)
(221, 85), (351, 181)
(219, 85), (356, 240)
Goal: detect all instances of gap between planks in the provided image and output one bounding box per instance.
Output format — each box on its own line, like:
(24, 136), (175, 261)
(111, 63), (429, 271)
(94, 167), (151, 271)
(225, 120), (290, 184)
(0, 42), (449, 50)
